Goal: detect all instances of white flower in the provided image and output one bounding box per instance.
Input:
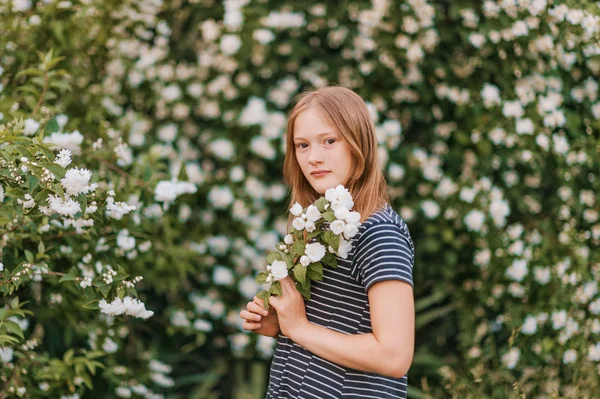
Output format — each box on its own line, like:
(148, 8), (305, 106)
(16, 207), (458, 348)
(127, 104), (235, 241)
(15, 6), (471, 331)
(284, 234), (294, 245)
(533, 267), (551, 285)
(213, 266), (234, 286)
(481, 83), (502, 108)
(305, 242), (326, 263)
(551, 310), (567, 329)
(253, 29), (275, 44)
(333, 205), (349, 221)
(588, 343), (600, 361)
(263, 11), (306, 29)
(501, 348), (520, 369)
(98, 296), (154, 319)
(343, 223), (359, 239)
(305, 221), (316, 232)
(102, 338), (119, 354)
(117, 229), (136, 251)
(220, 34), (242, 55)
(157, 123), (177, 142)
(150, 373), (174, 388)
(325, 187), (338, 202)
(422, 200), (440, 219)
(0, 184), (4, 202)
(208, 186), (234, 209)
(330, 220), (345, 235)
(336, 185), (354, 209)
(502, 100), (524, 118)
(43, 130), (84, 154)
(209, 139), (234, 160)
(563, 349), (577, 364)
(239, 97), (268, 126)
(516, 118), (534, 135)
(292, 217), (305, 230)
(115, 387), (132, 398)
(61, 167), (93, 196)
(521, 315), (538, 335)
(338, 237), (352, 259)
(289, 202), (303, 216)
(464, 210), (486, 232)
(55, 149), (72, 168)
(305, 205), (322, 222)
(345, 211), (361, 225)
(505, 259), (528, 282)
(0, 347), (13, 362)
(154, 180), (197, 207)
(468, 33), (486, 48)
(270, 260), (288, 280)
(250, 136), (276, 160)
(23, 118), (40, 136)
(47, 194), (81, 217)
(300, 255), (310, 267)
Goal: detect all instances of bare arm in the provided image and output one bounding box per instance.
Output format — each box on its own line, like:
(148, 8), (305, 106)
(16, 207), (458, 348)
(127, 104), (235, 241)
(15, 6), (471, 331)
(270, 278), (415, 378)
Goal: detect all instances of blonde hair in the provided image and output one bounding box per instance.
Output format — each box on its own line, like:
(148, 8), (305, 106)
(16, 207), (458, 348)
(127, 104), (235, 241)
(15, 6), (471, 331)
(283, 86), (389, 224)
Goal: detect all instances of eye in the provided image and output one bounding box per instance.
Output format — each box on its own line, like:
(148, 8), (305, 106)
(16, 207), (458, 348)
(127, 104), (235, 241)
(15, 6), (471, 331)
(325, 138), (336, 145)
(295, 143), (308, 149)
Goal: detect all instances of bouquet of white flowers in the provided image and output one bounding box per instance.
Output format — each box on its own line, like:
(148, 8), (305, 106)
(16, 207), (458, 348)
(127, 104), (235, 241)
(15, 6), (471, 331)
(255, 185), (362, 308)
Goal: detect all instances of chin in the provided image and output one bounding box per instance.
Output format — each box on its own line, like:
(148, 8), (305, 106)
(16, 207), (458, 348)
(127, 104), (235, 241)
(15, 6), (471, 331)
(310, 179), (338, 196)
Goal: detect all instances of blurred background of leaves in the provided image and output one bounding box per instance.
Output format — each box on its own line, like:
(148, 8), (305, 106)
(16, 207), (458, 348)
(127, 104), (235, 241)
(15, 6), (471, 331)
(0, 0), (599, 398)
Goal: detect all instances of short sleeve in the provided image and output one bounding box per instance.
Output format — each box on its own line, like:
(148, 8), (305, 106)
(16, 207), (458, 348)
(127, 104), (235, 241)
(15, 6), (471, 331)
(351, 222), (414, 291)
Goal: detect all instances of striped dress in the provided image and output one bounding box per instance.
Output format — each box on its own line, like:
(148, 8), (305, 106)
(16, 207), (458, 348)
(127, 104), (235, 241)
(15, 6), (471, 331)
(266, 203), (415, 398)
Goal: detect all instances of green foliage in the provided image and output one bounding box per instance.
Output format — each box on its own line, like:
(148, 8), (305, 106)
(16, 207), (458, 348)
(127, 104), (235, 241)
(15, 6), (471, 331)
(0, 0), (599, 398)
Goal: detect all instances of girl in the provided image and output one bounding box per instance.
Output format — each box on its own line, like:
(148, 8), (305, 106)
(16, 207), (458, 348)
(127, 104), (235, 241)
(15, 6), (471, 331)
(239, 86), (415, 398)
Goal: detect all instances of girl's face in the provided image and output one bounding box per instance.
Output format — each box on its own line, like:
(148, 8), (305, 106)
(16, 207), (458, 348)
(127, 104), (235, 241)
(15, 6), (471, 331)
(293, 107), (353, 195)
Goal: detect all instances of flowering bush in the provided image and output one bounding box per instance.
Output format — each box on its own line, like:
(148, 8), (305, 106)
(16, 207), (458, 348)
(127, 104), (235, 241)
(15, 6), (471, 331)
(0, 0), (599, 398)
(256, 185), (361, 305)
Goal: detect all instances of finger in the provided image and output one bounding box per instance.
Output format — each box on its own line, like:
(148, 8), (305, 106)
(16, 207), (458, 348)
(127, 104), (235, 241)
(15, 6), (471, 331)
(242, 321), (262, 331)
(248, 302), (269, 316)
(253, 296), (264, 306)
(269, 296), (279, 310)
(279, 277), (291, 296)
(240, 310), (262, 322)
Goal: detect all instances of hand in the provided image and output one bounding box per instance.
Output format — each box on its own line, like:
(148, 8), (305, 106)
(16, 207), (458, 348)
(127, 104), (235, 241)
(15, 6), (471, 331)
(240, 295), (280, 338)
(269, 276), (310, 341)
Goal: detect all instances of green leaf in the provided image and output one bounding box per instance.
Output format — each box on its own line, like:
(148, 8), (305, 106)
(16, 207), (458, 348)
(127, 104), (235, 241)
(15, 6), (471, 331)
(59, 267), (79, 283)
(28, 174), (40, 192)
(296, 280), (311, 300)
(3, 320), (24, 340)
(307, 262), (324, 281)
(25, 249), (34, 263)
(322, 252), (337, 269)
(177, 162), (188, 181)
(99, 285), (111, 298)
(293, 265), (307, 283)
(314, 197), (329, 212)
(270, 281), (282, 296)
(45, 118), (60, 134)
(255, 272), (269, 284)
(15, 145), (36, 160)
(292, 239), (305, 256)
(16, 68), (44, 78)
(36, 144), (55, 161)
(266, 251), (282, 263)
(39, 162), (66, 179)
(322, 211), (335, 222)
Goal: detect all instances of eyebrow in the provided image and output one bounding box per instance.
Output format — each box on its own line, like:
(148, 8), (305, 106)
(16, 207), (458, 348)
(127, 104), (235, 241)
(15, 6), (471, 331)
(293, 131), (337, 141)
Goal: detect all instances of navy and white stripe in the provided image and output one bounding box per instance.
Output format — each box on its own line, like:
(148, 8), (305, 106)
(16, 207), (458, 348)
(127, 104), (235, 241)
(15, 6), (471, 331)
(266, 203), (415, 398)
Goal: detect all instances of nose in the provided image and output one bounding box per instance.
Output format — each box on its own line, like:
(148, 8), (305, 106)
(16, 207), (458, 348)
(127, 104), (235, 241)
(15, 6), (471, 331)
(308, 147), (324, 166)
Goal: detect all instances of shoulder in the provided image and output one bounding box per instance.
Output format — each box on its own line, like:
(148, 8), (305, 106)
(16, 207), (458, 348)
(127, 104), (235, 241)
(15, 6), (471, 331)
(358, 204), (411, 238)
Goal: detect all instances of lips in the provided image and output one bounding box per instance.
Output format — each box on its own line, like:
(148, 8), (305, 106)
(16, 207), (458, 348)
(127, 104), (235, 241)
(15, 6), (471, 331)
(311, 170), (330, 177)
